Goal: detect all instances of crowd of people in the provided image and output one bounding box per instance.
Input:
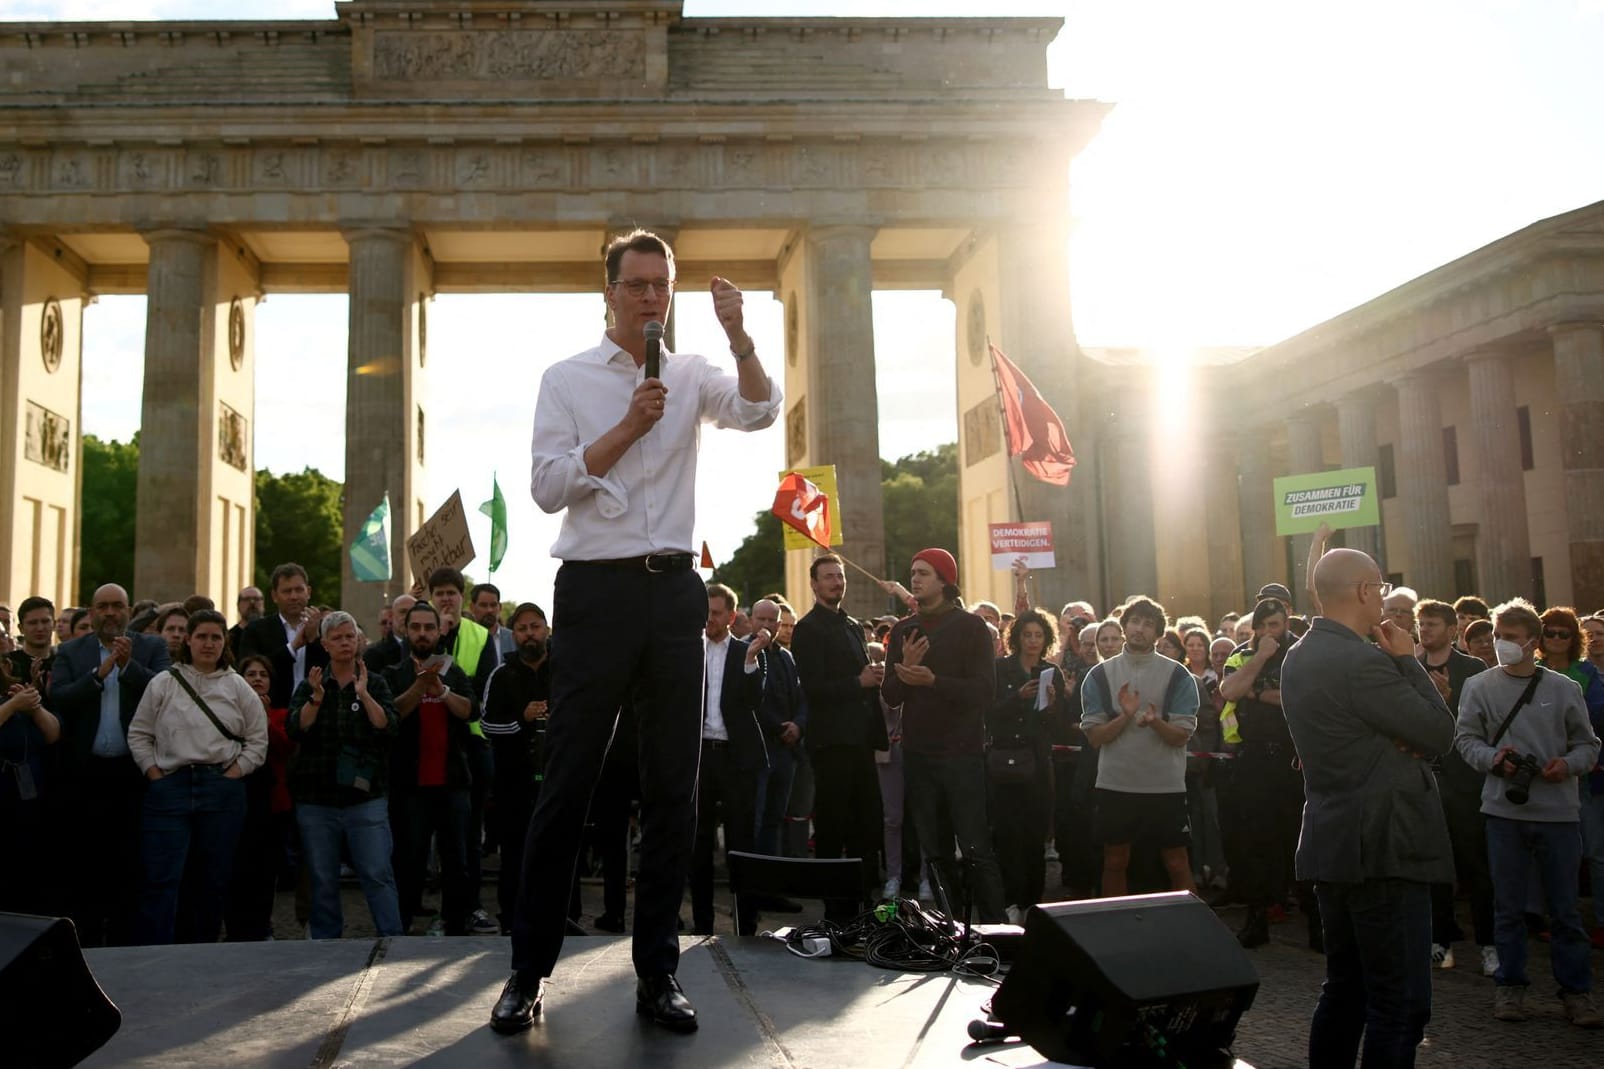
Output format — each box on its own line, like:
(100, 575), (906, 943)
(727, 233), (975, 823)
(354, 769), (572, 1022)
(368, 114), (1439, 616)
(3, 535), (1599, 1035)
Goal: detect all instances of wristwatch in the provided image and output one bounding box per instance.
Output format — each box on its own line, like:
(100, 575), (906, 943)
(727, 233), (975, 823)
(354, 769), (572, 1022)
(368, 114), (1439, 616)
(732, 345), (755, 361)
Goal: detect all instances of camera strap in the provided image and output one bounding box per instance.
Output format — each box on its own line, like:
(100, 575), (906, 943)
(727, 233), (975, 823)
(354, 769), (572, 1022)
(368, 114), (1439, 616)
(1490, 667), (1543, 748)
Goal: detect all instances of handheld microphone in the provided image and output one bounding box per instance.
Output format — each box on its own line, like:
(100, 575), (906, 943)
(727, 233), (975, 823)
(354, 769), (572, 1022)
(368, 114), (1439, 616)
(644, 320), (663, 381)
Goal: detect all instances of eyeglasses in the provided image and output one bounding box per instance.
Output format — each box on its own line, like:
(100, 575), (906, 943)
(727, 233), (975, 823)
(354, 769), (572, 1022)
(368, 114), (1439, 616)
(1542, 629), (1572, 640)
(611, 278), (674, 297)
(1360, 581), (1394, 598)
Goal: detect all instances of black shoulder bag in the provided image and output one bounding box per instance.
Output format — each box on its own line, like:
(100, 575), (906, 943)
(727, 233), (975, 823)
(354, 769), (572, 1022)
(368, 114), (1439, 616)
(1489, 667), (1544, 748)
(167, 667), (246, 745)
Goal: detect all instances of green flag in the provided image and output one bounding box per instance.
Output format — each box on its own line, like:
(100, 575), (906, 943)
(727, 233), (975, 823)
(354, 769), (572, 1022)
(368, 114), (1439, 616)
(479, 474), (508, 573)
(349, 492), (392, 582)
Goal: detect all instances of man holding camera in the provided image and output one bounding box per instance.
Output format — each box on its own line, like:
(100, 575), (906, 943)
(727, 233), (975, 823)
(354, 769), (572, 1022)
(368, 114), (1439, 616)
(1454, 598), (1601, 1028)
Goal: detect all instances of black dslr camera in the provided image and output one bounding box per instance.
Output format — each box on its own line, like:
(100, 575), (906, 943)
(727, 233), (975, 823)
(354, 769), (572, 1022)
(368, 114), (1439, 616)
(1503, 753), (1543, 805)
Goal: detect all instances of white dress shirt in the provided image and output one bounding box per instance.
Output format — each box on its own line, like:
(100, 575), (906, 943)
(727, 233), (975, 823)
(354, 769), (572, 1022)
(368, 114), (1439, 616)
(281, 615), (307, 692)
(704, 632), (762, 742)
(530, 333), (781, 560)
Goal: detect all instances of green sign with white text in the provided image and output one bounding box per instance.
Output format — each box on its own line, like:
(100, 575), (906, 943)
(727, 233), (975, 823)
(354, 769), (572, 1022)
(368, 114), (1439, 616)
(1273, 465), (1381, 536)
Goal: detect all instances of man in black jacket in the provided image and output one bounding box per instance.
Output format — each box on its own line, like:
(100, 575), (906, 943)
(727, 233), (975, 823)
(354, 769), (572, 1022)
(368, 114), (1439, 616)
(690, 584), (770, 935)
(481, 602), (554, 933)
(383, 600), (480, 936)
(364, 594), (415, 674)
(47, 583), (171, 946)
(790, 555), (888, 908)
(239, 563), (330, 709)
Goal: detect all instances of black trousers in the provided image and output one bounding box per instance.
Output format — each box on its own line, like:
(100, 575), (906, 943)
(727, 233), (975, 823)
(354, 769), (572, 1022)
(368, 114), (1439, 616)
(905, 750), (1007, 923)
(1235, 743), (1310, 911)
(590, 751), (639, 921)
(223, 766), (277, 941)
(992, 771), (1051, 910)
(511, 562), (706, 980)
(690, 739), (759, 934)
(67, 756), (146, 947)
(810, 743), (883, 900)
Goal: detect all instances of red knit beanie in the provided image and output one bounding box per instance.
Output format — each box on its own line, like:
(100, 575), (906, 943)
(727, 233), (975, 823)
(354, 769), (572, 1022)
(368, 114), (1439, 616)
(911, 547), (958, 587)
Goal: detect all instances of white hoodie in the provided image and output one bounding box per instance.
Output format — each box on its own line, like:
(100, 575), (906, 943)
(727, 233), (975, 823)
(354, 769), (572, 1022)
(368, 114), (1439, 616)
(127, 664), (269, 776)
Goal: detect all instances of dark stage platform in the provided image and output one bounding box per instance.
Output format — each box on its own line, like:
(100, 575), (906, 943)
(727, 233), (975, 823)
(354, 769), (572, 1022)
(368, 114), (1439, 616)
(80, 935), (1096, 1068)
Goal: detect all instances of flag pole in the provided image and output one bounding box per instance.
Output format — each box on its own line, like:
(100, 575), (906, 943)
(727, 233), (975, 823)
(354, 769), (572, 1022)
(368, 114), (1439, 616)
(987, 337), (1029, 524)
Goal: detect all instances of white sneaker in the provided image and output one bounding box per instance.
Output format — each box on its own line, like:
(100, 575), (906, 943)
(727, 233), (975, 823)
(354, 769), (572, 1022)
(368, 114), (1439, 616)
(1431, 943), (1454, 970)
(1481, 945), (1500, 978)
(1005, 905), (1024, 926)
(882, 876), (902, 900)
(1044, 841), (1059, 862)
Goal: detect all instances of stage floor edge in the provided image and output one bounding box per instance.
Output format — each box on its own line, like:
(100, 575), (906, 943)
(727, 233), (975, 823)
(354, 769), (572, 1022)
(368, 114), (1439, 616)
(79, 935), (1051, 1068)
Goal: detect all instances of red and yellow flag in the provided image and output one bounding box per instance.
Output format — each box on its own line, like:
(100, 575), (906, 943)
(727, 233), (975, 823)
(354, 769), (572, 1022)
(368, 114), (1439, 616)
(771, 472), (833, 548)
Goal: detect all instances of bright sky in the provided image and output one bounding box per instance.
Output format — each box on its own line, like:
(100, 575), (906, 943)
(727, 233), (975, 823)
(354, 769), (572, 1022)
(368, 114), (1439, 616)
(19, 0), (1604, 608)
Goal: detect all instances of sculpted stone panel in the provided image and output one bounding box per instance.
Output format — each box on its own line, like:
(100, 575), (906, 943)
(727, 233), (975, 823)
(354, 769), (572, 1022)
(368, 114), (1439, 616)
(25, 401), (71, 473)
(371, 30), (646, 83)
(963, 397), (1001, 468)
(219, 402), (248, 472)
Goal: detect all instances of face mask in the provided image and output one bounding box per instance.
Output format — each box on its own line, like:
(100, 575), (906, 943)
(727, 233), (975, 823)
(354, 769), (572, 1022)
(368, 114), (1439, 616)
(1494, 638), (1528, 667)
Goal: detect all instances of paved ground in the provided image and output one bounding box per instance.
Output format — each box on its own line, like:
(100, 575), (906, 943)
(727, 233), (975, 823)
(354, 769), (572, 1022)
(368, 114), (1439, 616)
(268, 855), (1602, 1068)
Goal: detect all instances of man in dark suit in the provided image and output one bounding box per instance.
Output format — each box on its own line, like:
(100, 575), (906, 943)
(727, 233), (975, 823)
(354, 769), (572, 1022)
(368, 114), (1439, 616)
(1281, 548), (1456, 1069)
(790, 554), (888, 908)
(690, 583), (770, 935)
(48, 582), (172, 946)
(239, 563), (330, 709)
(751, 597), (808, 858)
(364, 593), (415, 674)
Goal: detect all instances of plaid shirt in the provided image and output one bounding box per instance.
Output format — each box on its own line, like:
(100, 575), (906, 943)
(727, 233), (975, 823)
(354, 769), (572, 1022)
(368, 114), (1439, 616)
(285, 672), (398, 807)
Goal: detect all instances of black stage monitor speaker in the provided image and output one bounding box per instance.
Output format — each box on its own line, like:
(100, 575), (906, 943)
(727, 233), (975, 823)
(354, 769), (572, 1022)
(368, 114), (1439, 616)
(991, 892), (1258, 1068)
(0, 913), (121, 1068)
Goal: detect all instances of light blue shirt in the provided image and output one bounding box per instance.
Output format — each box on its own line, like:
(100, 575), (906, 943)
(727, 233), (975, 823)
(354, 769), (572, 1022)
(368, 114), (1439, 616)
(90, 642), (128, 758)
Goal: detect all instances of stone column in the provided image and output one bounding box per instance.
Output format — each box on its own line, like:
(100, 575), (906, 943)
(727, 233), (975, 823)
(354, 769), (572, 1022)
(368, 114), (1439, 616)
(1336, 390), (1382, 562)
(994, 222), (1088, 610)
(1236, 432), (1278, 604)
(1391, 371), (1455, 597)
(1108, 378), (1158, 600)
(1286, 411), (1325, 610)
(1465, 351), (1532, 602)
(1551, 322), (1604, 610)
(343, 228), (425, 631)
(135, 229), (214, 602)
(0, 235), (86, 610)
(802, 226), (885, 619)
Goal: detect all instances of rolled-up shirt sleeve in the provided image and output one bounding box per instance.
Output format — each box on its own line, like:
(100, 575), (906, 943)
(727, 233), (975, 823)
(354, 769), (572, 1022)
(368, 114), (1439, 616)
(697, 361), (781, 430)
(530, 366), (629, 517)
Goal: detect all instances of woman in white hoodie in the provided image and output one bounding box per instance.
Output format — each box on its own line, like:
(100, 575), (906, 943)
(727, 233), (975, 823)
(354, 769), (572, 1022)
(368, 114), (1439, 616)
(128, 609), (268, 945)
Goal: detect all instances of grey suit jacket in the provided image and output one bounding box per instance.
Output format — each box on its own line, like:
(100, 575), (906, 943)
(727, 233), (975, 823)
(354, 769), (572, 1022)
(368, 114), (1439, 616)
(1281, 617), (1456, 885)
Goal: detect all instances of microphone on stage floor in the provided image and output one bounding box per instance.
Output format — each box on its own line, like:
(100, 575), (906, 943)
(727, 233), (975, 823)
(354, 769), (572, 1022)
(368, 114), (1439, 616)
(644, 320), (663, 381)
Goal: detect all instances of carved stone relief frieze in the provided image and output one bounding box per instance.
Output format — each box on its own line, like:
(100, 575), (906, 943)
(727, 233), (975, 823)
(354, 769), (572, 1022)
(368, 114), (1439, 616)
(786, 397), (807, 467)
(25, 401), (71, 473)
(370, 30), (647, 83)
(963, 397), (1001, 468)
(41, 297), (64, 373)
(219, 402), (248, 472)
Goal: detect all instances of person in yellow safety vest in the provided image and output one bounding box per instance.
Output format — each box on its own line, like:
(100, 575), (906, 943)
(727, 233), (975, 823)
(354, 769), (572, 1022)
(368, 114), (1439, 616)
(425, 565), (502, 935)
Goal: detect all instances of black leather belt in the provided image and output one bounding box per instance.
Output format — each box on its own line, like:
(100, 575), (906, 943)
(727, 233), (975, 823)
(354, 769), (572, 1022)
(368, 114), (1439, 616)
(701, 738), (729, 749)
(571, 552), (695, 573)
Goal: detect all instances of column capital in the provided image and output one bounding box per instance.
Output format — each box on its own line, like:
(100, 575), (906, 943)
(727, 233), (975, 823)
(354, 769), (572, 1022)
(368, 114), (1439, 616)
(1335, 384), (1386, 410)
(341, 225), (415, 246)
(1388, 366), (1446, 391)
(139, 225), (214, 248)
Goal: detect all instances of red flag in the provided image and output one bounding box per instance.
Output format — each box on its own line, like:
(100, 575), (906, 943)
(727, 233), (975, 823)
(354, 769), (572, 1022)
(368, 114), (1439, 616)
(699, 541), (714, 569)
(990, 343), (1075, 486)
(771, 472), (832, 547)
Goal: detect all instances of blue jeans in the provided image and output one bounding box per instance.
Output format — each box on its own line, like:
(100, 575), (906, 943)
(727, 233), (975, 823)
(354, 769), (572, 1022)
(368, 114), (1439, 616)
(296, 798), (403, 939)
(137, 765), (246, 945)
(1486, 815), (1591, 993)
(1309, 878), (1433, 1069)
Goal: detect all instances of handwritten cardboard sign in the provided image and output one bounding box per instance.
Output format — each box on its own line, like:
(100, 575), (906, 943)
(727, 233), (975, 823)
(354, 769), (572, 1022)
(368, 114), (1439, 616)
(407, 490), (476, 582)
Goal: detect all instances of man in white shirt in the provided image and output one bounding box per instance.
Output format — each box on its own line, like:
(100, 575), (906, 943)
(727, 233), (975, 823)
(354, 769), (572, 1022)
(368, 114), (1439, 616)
(493, 229), (779, 1037)
(690, 583), (770, 937)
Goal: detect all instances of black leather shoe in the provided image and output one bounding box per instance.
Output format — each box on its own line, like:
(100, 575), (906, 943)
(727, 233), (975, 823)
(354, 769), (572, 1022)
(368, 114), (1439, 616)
(636, 974), (698, 1032)
(490, 972), (545, 1034)
(750, 894), (804, 914)
(1237, 909), (1269, 949)
(594, 913), (626, 934)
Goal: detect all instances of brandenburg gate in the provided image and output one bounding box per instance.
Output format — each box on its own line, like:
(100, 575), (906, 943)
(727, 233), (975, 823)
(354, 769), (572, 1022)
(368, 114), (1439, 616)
(0, 0), (1107, 624)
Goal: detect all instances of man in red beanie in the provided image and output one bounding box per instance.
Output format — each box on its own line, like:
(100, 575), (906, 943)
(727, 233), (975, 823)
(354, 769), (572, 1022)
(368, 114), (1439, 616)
(882, 547), (1007, 921)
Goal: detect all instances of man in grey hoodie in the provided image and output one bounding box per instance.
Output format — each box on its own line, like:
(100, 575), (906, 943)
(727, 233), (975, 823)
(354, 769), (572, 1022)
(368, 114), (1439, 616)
(1455, 597), (1602, 1028)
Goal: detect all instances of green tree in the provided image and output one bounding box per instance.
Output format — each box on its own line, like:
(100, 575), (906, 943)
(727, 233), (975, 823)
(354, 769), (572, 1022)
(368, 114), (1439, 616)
(78, 433), (139, 600)
(254, 467), (344, 606)
(881, 443), (959, 584)
(711, 510), (785, 605)
(714, 443), (959, 604)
